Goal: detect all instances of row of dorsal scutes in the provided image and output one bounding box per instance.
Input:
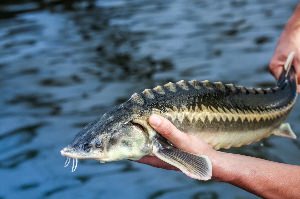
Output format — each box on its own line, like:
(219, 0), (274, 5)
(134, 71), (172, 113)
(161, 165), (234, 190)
(162, 102), (290, 124)
(140, 80), (213, 100)
(159, 79), (276, 96)
(130, 79), (276, 106)
(130, 80), (191, 105)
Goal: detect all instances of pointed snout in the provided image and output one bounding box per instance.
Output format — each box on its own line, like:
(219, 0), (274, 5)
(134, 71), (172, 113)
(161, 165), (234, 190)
(60, 146), (101, 160)
(60, 146), (84, 159)
(60, 146), (73, 157)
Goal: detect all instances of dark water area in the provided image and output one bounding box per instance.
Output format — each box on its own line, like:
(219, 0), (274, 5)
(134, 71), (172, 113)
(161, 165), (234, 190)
(1, 0), (300, 198)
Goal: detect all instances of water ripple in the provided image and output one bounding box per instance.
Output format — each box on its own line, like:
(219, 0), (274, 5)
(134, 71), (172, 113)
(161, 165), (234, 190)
(0, 0), (299, 198)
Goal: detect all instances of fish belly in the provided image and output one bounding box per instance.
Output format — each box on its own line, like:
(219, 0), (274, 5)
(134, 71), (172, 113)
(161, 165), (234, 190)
(161, 105), (285, 150)
(189, 128), (273, 150)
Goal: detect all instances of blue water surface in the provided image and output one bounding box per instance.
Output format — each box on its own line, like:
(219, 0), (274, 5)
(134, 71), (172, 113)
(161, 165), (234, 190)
(0, 0), (300, 198)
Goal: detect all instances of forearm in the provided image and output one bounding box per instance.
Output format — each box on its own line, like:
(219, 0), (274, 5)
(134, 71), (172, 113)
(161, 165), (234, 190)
(140, 115), (300, 198)
(210, 151), (300, 199)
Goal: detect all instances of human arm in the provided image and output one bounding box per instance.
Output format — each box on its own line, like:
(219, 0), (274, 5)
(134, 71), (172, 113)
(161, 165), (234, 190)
(269, 4), (300, 92)
(138, 115), (300, 199)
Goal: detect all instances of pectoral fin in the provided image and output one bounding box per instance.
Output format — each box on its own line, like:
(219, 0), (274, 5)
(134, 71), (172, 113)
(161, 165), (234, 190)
(153, 147), (212, 181)
(272, 123), (297, 139)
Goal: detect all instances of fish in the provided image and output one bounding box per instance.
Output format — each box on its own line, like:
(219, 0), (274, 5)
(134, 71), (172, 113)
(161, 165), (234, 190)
(61, 52), (298, 181)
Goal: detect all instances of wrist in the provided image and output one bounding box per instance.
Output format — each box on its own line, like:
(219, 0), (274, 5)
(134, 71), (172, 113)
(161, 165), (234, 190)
(209, 151), (226, 181)
(208, 151), (239, 182)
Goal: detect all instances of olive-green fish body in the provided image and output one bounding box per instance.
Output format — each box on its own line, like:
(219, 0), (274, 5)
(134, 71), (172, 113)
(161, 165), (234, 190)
(130, 77), (297, 150)
(61, 52), (297, 181)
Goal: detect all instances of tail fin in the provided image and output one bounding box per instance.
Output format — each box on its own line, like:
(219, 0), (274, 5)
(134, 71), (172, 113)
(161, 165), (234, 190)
(277, 52), (297, 87)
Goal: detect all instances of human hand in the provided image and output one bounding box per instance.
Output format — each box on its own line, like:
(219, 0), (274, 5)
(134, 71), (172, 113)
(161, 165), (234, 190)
(137, 116), (300, 199)
(137, 114), (216, 171)
(269, 9), (300, 92)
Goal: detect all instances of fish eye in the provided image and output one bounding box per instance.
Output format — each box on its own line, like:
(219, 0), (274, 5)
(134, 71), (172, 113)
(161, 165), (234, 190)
(82, 143), (92, 152)
(95, 141), (102, 149)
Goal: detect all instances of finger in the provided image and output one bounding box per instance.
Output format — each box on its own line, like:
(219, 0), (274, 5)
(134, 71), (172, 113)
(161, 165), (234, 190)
(269, 66), (283, 80)
(269, 59), (284, 80)
(149, 114), (190, 150)
(137, 156), (178, 170)
(269, 52), (300, 78)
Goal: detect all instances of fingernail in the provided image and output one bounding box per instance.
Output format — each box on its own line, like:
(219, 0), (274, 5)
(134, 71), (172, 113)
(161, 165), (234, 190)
(149, 115), (161, 127)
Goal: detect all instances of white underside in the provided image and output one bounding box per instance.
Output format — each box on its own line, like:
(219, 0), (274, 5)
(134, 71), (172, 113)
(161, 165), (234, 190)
(191, 127), (273, 150)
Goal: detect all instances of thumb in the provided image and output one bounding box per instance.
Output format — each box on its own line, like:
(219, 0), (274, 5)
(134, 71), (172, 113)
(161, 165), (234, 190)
(149, 114), (190, 150)
(269, 56), (284, 80)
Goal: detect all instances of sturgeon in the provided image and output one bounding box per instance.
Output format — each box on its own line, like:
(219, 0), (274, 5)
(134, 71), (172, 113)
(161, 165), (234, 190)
(61, 52), (297, 180)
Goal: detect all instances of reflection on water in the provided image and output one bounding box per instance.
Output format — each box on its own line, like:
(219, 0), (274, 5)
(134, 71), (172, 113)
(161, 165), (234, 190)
(1, 0), (300, 198)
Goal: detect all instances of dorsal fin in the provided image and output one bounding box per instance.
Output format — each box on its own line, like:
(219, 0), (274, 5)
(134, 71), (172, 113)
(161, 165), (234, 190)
(284, 52), (295, 75)
(278, 51), (297, 87)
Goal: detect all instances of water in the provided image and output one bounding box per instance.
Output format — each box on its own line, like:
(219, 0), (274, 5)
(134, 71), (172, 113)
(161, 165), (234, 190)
(1, 0), (300, 198)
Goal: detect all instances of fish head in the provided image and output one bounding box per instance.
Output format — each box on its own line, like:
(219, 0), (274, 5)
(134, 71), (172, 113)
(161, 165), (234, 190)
(61, 111), (152, 162)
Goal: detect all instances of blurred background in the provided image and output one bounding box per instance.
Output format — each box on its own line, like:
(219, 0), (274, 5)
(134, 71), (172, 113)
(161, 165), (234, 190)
(1, 0), (300, 198)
